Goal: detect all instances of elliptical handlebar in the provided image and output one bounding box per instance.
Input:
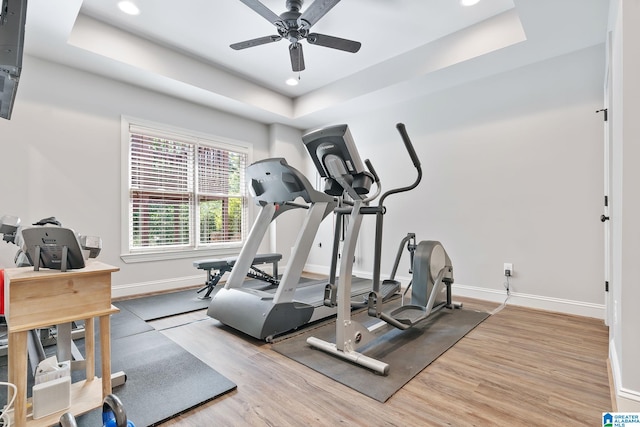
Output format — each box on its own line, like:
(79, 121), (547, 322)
(396, 123), (421, 169)
(364, 159), (380, 184)
(359, 159), (382, 203)
(379, 123), (423, 207)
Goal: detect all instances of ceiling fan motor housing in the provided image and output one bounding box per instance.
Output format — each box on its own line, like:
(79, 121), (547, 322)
(280, 1), (306, 43)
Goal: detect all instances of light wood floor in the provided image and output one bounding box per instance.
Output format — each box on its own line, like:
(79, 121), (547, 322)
(147, 297), (611, 426)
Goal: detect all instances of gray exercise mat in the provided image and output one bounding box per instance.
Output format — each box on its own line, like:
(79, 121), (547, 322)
(271, 305), (490, 402)
(116, 289), (210, 321)
(76, 325), (236, 426)
(111, 302), (155, 338)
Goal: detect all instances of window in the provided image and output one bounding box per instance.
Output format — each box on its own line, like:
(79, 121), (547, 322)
(122, 120), (249, 261)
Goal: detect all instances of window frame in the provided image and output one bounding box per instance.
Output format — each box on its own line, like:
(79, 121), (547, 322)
(120, 116), (253, 263)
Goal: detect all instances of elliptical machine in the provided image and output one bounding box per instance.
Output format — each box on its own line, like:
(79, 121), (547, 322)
(371, 232), (461, 331)
(303, 123), (460, 375)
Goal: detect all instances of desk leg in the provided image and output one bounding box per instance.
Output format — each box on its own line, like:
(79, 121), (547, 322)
(99, 315), (112, 398)
(84, 317), (95, 381)
(8, 330), (28, 427)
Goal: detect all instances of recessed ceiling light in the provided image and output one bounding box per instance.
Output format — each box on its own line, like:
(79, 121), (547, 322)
(118, 1), (140, 15)
(286, 78), (299, 86)
(460, 0), (481, 6)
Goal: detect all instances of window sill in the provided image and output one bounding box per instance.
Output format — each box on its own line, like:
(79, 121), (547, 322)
(121, 246), (242, 264)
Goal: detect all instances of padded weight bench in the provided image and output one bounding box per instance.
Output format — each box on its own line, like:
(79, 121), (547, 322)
(193, 253), (282, 299)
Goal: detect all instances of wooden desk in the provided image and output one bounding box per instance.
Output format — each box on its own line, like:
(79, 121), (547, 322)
(4, 260), (120, 427)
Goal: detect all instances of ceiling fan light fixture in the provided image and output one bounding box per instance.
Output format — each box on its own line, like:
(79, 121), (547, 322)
(460, 0), (481, 6)
(118, 1), (140, 16)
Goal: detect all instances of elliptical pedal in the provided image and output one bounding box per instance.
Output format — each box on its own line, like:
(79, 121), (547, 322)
(353, 279), (400, 308)
(380, 279), (400, 301)
(390, 305), (428, 325)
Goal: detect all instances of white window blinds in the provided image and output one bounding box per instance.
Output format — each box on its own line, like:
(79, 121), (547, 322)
(197, 145), (246, 244)
(128, 125), (247, 252)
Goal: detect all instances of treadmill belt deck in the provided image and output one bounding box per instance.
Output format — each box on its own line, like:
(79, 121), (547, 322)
(293, 276), (372, 307)
(227, 275), (372, 308)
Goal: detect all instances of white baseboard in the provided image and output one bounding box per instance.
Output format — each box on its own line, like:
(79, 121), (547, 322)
(301, 263), (332, 276)
(304, 263), (605, 319)
(117, 263), (606, 319)
(453, 283), (606, 319)
(112, 274), (203, 299)
(615, 390), (640, 412)
(609, 343), (640, 411)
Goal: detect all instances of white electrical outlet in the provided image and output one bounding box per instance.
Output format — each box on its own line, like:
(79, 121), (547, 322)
(504, 263), (513, 276)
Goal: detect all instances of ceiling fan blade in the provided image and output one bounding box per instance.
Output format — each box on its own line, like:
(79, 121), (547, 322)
(299, 0), (341, 28)
(307, 33), (361, 53)
(289, 43), (305, 72)
(238, 0), (281, 25)
(231, 35), (282, 50)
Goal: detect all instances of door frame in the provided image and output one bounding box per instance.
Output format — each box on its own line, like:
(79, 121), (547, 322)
(603, 30), (613, 327)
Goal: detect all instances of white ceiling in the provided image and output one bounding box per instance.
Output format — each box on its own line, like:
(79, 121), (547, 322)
(22, 0), (609, 129)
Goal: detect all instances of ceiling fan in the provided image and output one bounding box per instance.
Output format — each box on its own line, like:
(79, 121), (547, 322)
(231, 0), (361, 72)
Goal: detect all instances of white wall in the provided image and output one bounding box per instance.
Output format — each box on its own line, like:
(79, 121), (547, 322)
(306, 45), (605, 317)
(608, 0), (640, 412)
(267, 124), (306, 265)
(0, 56), (279, 295)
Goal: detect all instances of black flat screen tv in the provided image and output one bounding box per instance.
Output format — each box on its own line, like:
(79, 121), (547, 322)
(0, 0), (27, 120)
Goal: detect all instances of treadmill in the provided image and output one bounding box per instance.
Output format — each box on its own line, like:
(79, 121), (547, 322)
(207, 157), (372, 341)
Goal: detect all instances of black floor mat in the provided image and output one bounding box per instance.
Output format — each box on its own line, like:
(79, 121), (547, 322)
(272, 305), (490, 402)
(111, 302), (155, 338)
(116, 289), (210, 321)
(76, 329), (236, 426)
